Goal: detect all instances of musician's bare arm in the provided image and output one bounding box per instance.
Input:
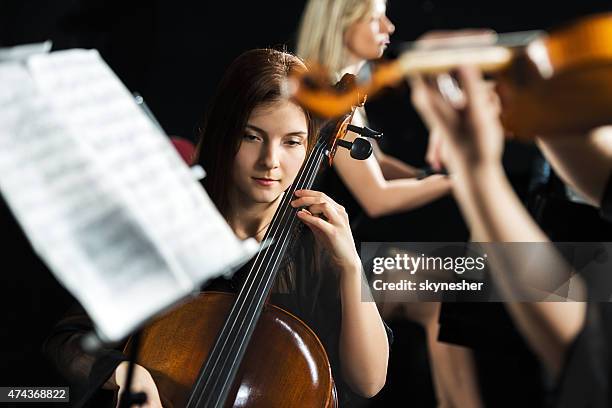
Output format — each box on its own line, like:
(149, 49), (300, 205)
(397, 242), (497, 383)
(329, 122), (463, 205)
(536, 127), (612, 207)
(292, 189), (389, 397)
(410, 66), (587, 376)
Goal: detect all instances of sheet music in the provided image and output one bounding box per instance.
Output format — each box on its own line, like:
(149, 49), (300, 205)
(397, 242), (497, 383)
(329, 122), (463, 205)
(0, 50), (258, 341)
(0, 41), (52, 62)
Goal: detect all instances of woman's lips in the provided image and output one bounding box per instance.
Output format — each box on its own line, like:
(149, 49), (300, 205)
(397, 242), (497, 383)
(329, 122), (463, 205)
(253, 177), (279, 187)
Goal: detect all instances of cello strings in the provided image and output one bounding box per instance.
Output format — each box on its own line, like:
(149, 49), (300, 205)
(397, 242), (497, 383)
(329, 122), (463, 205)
(206, 143), (326, 401)
(195, 144), (324, 406)
(189, 138), (329, 406)
(207, 143), (327, 406)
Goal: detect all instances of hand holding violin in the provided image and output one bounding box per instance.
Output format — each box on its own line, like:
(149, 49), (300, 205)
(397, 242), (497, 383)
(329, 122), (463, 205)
(411, 65), (505, 175)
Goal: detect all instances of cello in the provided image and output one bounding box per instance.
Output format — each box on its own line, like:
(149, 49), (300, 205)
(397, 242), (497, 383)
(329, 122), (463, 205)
(125, 75), (374, 408)
(290, 13), (612, 138)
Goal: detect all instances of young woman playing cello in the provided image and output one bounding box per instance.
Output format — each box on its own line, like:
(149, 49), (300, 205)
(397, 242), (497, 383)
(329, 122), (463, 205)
(44, 48), (390, 407)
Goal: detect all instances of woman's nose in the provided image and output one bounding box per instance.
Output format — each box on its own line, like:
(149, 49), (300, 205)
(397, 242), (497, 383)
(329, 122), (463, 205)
(259, 144), (280, 169)
(383, 16), (395, 35)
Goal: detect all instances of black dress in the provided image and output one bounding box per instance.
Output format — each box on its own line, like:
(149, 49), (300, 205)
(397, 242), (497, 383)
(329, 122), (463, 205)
(44, 228), (391, 407)
(553, 303), (612, 408)
(552, 174), (612, 408)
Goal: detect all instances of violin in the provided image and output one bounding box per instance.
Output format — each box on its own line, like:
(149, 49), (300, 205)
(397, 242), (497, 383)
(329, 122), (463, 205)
(291, 13), (612, 138)
(124, 75), (374, 408)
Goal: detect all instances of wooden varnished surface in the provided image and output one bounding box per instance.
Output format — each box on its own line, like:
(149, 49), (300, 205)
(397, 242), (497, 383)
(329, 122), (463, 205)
(131, 292), (337, 407)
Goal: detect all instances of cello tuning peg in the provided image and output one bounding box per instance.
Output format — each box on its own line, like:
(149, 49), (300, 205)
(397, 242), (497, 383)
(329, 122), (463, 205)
(346, 124), (383, 139)
(336, 138), (373, 161)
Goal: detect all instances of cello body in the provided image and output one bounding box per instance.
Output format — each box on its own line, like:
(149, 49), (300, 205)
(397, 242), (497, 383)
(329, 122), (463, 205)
(130, 292), (337, 408)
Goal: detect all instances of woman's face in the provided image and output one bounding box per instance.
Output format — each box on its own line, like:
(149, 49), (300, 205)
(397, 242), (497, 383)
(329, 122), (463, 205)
(344, 0), (395, 62)
(230, 100), (308, 206)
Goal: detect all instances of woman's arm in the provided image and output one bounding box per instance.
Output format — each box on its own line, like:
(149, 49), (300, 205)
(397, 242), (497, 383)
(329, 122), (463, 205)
(292, 190), (389, 397)
(410, 66), (587, 376)
(371, 139), (421, 179)
(453, 161), (587, 375)
(333, 111), (451, 218)
(337, 261), (390, 397)
(536, 127), (612, 206)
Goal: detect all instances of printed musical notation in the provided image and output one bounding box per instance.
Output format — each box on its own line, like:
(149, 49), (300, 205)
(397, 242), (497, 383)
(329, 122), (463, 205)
(0, 48), (258, 342)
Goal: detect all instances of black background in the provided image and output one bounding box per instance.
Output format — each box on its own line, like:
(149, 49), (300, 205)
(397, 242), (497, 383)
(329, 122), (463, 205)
(1, 1), (611, 407)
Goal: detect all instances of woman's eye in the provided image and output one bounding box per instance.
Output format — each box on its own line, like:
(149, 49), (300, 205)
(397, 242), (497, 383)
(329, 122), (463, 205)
(243, 134), (260, 141)
(371, 14), (383, 23)
(285, 139), (303, 147)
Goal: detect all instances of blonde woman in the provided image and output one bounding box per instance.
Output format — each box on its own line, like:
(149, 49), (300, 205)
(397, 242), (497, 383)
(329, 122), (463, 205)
(298, 0), (451, 219)
(297, 2), (482, 407)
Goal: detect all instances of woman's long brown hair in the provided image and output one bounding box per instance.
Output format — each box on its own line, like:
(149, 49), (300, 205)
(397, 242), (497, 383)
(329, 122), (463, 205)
(194, 49), (318, 220)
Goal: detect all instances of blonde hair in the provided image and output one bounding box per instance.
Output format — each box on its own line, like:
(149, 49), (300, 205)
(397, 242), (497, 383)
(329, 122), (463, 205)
(296, 0), (376, 73)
